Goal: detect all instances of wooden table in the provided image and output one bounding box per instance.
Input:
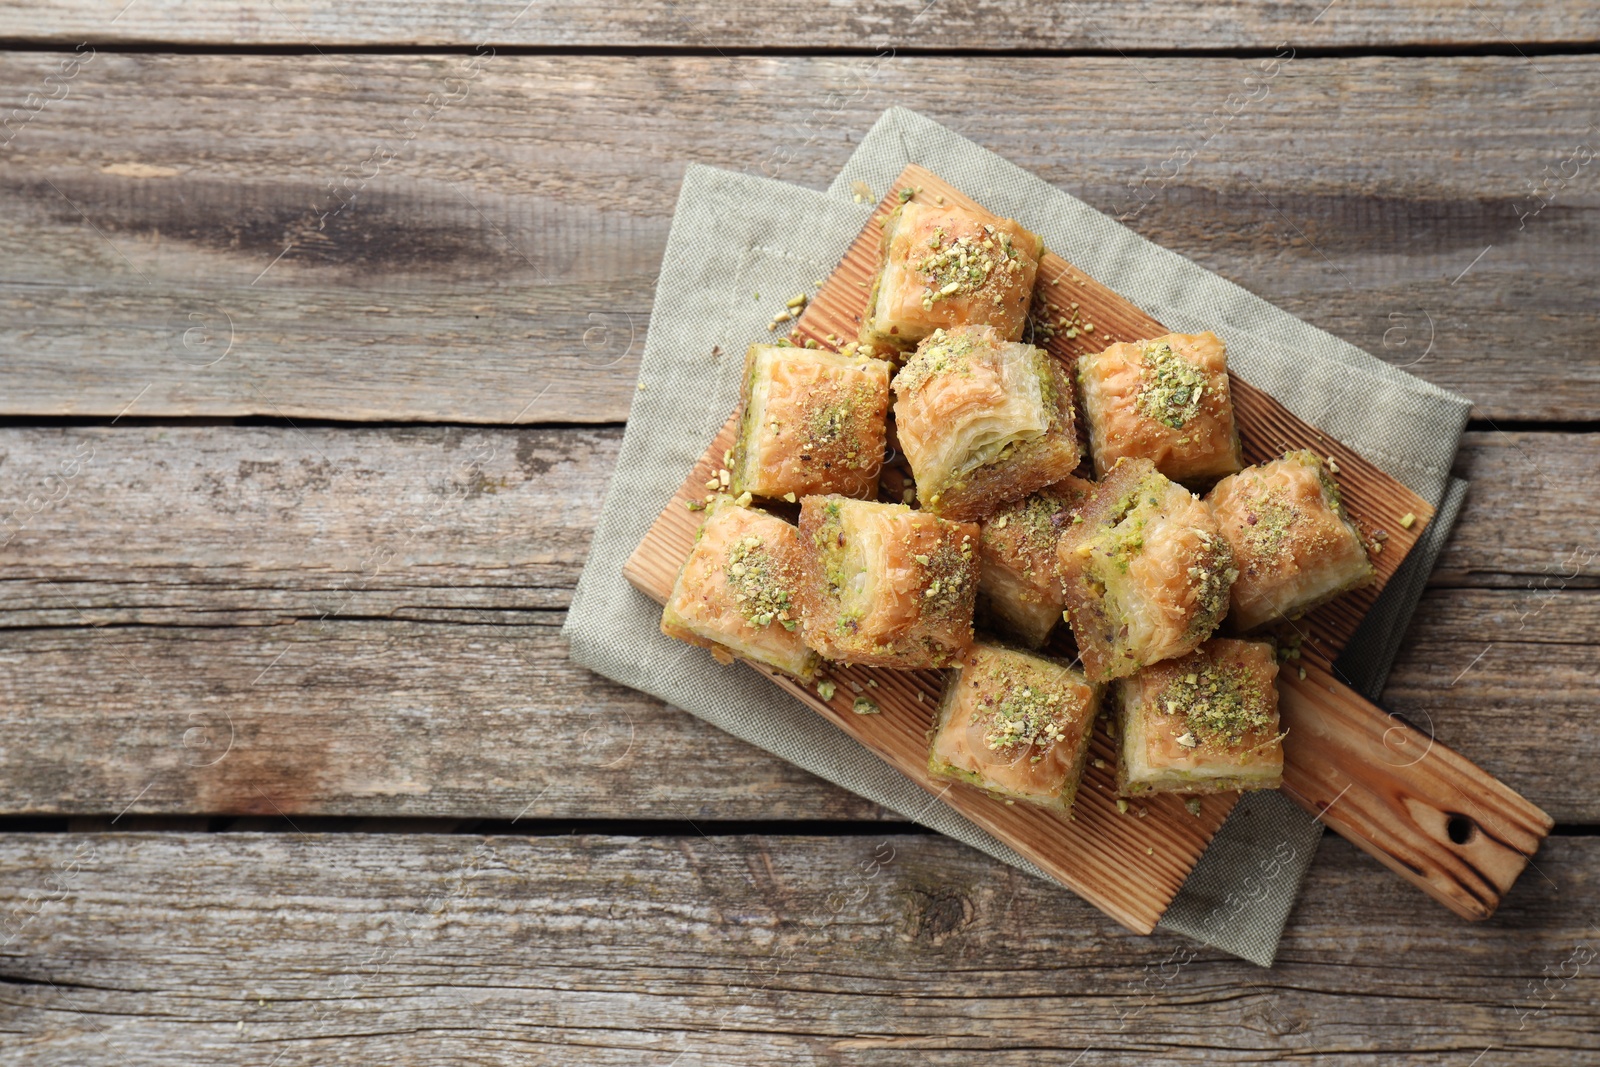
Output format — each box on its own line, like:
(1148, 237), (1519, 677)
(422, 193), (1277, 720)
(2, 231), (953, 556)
(1, 3), (1596, 1062)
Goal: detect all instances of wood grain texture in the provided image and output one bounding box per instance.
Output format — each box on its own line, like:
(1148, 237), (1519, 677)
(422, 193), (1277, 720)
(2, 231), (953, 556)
(1, 830), (1596, 1064)
(0, 617), (896, 821)
(1279, 662), (1551, 920)
(3, 0), (1597, 48)
(0, 54), (1595, 421)
(0, 425), (1595, 821)
(0, 589), (1590, 822)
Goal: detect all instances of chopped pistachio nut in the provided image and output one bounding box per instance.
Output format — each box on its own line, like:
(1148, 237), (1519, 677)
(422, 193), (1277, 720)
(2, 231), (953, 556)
(724, 534), (796, 630)
(980, 680), (1070, 763)
(1185, 797), (1202, 817)
(785, 294), (808, 310)
(1157, 661), (1275, 749)
(816, 679), (837, 701)
(1399, 512), (1417, 529)
(1298, 667), (1307, 681)
(852, 696), (880, 715)
(1136, 342), (1209, 429)
(1091, 757), (1107, 770)
(1116, 798), (1130, 814)
(783, 492), (797, 503)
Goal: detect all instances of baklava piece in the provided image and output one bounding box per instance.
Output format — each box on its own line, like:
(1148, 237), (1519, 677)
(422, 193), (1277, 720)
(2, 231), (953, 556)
(1057, 458), (1237, 683)
(892, 325), (1081, 521)
(661, 499), (820, 681)
(1116, 638), (1283, 796)
(730, 343), (893, 501)
(1205, 450), (1376, 631)
(977, 475), (1095, 648)
(860, 201), (1044, 358)
(1077, 332), (1243, 487)
(929, 642), (1102, 813)
(796, 496), (979, 669)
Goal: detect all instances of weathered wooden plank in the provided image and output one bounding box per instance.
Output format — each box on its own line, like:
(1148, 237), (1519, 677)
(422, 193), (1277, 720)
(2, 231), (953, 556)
(0, 831), (1593, 1063)
(3, 0), (1597, 49)
(0, 617), (895, 821)
(0, 425), (1594, 821)
(0, 427), (1594, 630)
(0, 589), (1591, 822)
(0, 54), (1594, 422)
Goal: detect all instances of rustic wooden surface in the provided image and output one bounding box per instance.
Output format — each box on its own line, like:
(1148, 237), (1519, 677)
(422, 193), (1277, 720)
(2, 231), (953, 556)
(3, 0), (1598, 48)
(1, 831), (1597, 1064)
(0, 54), (1596, 422)
(0, 8), (1597, 1064)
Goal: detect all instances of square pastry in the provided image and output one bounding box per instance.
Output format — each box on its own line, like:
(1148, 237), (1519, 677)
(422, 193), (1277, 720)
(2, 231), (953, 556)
(1115, 638), (1283, 796)
(977, 475), (1095, 648)
(1077, 331), (1243, 487)
(929, 642), (1101, 813)
(661, 498), (820, 682)
(1057, 458), (1238, 683)
(1205, 450), (1376, 631)
(796, 496), (979, 669)
(731, 343), (893, 501)
(860, 201), (1044, 358)
(892, 325), (1081, 522)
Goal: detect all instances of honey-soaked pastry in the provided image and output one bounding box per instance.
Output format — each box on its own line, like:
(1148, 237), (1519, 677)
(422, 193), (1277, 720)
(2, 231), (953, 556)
(731, 343), (893, 501)
(1057, 458), (1237, 683)
(796, 496), (979, 669)
(661, 498), (820, 682)
(976, 475), (1094, 648)
(892, 325), (1081, 522)
(929, 642), (1102, 813)
(860, 201), (1043, 358)
(1077, 332), (1243, 486)
(1205, 450), (1376, 631)
(1115, 638), (1283, 796)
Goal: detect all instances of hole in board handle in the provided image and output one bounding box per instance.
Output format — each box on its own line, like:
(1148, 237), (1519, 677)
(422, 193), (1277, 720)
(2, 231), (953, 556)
(1446, 814), (1477, 846)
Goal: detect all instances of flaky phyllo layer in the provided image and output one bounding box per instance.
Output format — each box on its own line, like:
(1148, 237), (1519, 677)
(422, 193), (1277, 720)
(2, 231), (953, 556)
(1057, 458), (1238, 683)
(1077, 331), (1242, 487)
(1206, 449), (1375, 631)
(732, 344), (893, 501)
(860, 201), (1043, 357)
(892, 325), (1080, 522)
(796, 496), (979, 669)
(1115, 638), (1283, 796)
(661, 499), (820, 681)
(929, 642), (1101, 813)
(976, 475), (1094, 648)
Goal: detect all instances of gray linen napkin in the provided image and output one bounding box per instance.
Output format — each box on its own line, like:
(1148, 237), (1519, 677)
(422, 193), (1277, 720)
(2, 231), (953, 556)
(564, 109), (1472, 967)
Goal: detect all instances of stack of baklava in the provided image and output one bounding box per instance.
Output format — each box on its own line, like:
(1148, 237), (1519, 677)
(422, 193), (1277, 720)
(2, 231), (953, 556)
(662, 200), (1375, 815)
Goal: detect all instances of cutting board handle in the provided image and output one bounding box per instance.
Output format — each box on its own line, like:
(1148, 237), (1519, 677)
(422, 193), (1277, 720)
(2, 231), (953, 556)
(1279, 663), (1553, 920)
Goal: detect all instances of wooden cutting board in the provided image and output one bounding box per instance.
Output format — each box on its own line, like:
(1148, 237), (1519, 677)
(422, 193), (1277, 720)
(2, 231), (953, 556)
(625, 164), (1551, 934)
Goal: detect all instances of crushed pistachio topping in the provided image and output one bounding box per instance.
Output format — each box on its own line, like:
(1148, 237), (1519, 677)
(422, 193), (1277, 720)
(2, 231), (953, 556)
(891, 327), (982, 396)
(817, 679), (837, 701)
(1154, 659), (1274, 749)
(853, 696), (880, 715)
(724, 534), (797, 631)
(983, 487), (1083, 561)
(1238, 486), (1299, 559)
(1399, 511), (1417, 529)
(912, 223), (1025, 312)
(1136, 342), (1210, 430)
(980, 678), (1072, 764)
(1185, 797), (1203, 817)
